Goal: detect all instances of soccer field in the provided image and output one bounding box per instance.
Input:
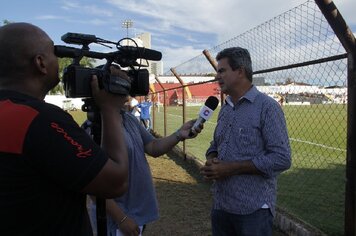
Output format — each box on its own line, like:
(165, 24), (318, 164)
(151, 104), (346, 235)
(69, 103), (346, 235)
(152, 104), (346, 161)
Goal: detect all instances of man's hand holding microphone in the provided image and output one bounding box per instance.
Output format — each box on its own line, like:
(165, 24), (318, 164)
(175, 96), (220, 141)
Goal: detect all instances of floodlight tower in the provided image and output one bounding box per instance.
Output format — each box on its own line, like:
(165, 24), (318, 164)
(122, 19), (133, 38)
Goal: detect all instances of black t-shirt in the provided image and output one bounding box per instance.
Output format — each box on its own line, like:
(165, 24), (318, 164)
(0, 90), (108, 235)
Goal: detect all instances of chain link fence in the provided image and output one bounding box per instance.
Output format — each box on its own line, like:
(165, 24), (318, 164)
(150, 0), (353, 235)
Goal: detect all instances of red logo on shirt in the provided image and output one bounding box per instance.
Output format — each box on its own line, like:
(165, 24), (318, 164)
(50, 122), (92, 158)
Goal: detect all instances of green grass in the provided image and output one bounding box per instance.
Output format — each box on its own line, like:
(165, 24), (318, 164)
(69, 110), (87, 125)
(152, 104), (346, 235)
(69, 104), (347, 235)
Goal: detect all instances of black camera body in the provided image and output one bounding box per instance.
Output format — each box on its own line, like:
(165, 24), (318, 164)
(62, 64), (149, 98)
(55, 32), (161, 98)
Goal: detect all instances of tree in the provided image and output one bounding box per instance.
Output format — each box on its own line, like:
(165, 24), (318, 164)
(2, 19), (12, 25)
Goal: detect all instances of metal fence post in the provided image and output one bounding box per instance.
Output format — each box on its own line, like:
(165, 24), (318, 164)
(171, 68), (187, 155)
(203, 49), (225, 105)
(153, 76), (168, 137)
(314, 0), (356, 234)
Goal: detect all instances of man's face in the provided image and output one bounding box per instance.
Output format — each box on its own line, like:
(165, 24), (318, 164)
(216, 57), (240, 95)
(40, 36), (60, 91)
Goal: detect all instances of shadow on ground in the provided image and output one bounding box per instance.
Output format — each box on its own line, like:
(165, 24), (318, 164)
(144, 150), (286, 236)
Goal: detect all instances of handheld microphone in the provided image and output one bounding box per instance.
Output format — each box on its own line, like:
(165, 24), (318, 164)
(189, 96), (219, 137)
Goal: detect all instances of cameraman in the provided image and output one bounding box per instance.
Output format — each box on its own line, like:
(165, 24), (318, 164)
(0, 23), (129, 235)
(87, 91), (202, 236)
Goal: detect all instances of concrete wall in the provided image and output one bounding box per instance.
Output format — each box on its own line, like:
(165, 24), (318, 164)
(44, 95), (84, 110)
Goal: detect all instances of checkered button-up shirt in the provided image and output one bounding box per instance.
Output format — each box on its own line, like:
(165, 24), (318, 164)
(206, 86), (291, 216)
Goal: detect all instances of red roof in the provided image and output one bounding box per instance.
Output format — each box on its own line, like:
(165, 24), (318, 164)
(189, 83), (220, 98)
(151, 82), (220, 104)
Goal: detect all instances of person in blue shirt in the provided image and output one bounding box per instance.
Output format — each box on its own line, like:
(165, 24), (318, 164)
(200, 47), (291, 236)
(87, 92), (203, 236)
(110, 114), (201, 236)
(137, 96), (152, 130)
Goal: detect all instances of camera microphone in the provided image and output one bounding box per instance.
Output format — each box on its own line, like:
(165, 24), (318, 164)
(120, 46), (162, 61)
(189, 96), (219, 137)
(61, 32), (98, 45)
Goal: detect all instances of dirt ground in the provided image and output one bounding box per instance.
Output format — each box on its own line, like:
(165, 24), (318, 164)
(143, 150), (286, 236)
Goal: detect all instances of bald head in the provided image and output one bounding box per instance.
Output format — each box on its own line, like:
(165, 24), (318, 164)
(0, 22), (52, 81)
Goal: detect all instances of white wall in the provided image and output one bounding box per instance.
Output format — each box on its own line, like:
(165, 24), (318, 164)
(44, 95), (84, 110)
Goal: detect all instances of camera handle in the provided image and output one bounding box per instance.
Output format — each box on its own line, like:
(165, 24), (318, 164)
(82, 98), (107, 236)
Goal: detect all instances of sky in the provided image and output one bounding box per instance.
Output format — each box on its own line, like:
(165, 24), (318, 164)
(1, 0), (355, 73)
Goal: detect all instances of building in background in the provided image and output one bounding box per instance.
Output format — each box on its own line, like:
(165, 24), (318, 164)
(137, 32), (151, 49)
(122, 32), (163, 76)
(150, 61), (163, 76)
(137, 32), (163, 76)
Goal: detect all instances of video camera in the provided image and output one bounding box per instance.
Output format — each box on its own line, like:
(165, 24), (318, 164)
(54, 32), (162, 98)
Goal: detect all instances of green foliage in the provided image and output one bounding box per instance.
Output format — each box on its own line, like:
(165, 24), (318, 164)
(2, 19), (13, 25)
(68, 110), (87, 125)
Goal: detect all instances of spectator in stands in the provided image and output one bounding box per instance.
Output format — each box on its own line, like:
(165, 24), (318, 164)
(137, 96), (152, 130)
(278, 94), (284, 106)
(0, 22), (129, 235)
(86, 97), (203, 236)
(200, 47), (291, 236)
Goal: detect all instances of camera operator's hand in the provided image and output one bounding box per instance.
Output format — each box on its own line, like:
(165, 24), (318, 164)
(91, 75), (128, 111)
(110, 65), (132, 83)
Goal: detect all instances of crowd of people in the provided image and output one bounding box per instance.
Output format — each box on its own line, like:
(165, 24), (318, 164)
(0, 22), (291, 236)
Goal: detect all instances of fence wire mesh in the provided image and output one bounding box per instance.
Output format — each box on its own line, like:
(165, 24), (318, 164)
(154, 1), (348, 235)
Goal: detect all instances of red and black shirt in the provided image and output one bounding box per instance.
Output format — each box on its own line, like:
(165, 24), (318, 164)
(0, 90), (107, 235)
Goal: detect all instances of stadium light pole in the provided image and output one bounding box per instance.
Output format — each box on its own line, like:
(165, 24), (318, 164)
(122, 19), (133, 38)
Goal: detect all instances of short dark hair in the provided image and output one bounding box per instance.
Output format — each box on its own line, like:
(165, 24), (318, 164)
(216, 47), (253, 81)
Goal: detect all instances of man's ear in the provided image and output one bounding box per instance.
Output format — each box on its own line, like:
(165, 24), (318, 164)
(33, 54), (47, 75)
(236, 66), (246, 77)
